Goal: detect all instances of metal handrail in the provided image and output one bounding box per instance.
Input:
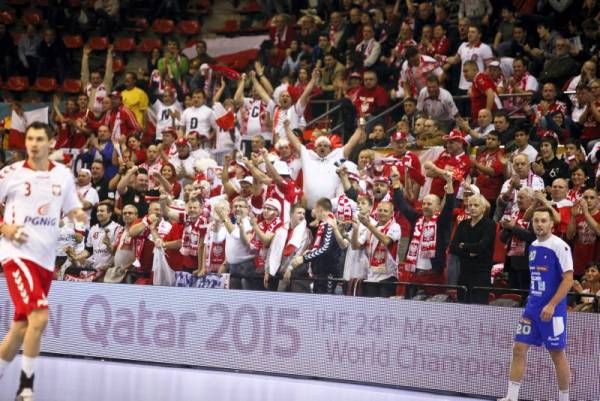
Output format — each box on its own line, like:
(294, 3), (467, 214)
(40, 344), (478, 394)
(305, 103), (342, 127)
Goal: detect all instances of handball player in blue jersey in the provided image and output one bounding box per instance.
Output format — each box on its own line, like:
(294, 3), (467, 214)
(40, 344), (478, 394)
(499, 207), (573, 401)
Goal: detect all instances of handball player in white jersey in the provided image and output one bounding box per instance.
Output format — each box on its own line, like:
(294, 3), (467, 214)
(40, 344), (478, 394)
(0, 122), (86, 401)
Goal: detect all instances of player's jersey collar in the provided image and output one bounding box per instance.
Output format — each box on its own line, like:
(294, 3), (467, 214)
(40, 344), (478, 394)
(23, 159), (56, 171)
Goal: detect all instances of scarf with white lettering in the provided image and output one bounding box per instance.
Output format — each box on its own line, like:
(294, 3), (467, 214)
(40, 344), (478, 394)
(507, 210), (529, 256)
(368, 219), (397, 270)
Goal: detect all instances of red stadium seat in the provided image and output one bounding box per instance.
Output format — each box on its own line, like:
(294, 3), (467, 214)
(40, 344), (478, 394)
(63, 34), (84, 49)
(22, 8), (43, 26)
(138, 37), (162, 53)
(88, 36), (109, 51)
(112, 58), (125, 73)
(113, 37), (136, 53)
(177, 20), (201, 36)
(223, 20), (239, 32)
(6, 76), (29, 92)
(33, 77), (58, 92)
(151, 18), (175, 35)
(125, 17), (149, 33)
(62, 78), (82, 94)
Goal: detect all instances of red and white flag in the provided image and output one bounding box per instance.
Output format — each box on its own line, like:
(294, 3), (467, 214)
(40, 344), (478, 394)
(213, 102), (235, 131)
(9, 106), (49, 150)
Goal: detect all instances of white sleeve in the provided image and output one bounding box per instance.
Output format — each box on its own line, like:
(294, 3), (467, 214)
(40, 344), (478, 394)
(533, 176), (545, 191)
(525, 76), (538, 92)
(433, 66), (444, 78)
(0, 165), (12, 202)
(85, 229), (93, 248)
(556, 241), (574, 273)
(416, 89), (425, 111)
(387, 223), (401, 241)
(62, 171), (84, 214)
(445, 93), (459, 117)
(85, 189), (100, 206)
(481, 45), (493, 61)
(179, 109), (188, 128)
(358, 225), (369, 245)
(500, 179), (511, 194)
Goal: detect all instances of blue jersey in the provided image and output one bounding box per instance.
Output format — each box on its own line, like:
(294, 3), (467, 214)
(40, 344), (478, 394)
(525, 235), (573, 313)
(514, 235), (573, 350)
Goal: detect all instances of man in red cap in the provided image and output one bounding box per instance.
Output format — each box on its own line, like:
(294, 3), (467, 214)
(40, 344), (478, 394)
(424, 129), (472, 198)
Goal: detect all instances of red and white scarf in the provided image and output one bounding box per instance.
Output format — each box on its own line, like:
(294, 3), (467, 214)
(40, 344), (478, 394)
(405, 56), (440, 98)
(204, 224), (226, 272)
(404, 213), (439, 272)
(336, 194), (354, 222)
(312, 221), (327, 250)
(507, 210), (529, 256)
(356, 38), (377, 58)
(181, 216), (208, 256)
(368, 219), (398, 269)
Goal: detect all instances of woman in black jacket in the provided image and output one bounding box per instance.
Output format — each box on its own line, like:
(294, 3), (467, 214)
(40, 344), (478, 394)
(450, 194), (496, 304)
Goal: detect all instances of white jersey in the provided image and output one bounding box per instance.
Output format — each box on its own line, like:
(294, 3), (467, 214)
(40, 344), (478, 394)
(152, 99), (182, 140)
(86, 82), (109, 117)
(268, 100), (305, 141)
(180, 105), (218, 138)
(86, 221), (122, 270)
(0, 161), (82, 271)
(456, 42), (493, 90)
(241, 98), (270, 139)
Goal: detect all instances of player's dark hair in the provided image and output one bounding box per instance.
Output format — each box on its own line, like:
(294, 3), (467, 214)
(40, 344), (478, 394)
(25, 121), (54, 140)
(532, 206), (555, 221)
(97, 201), (114, 214)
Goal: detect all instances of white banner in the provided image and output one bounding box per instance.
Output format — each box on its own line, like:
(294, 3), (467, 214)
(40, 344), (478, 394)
(0, 281), (598, 400)
(182, 35), (268, 60)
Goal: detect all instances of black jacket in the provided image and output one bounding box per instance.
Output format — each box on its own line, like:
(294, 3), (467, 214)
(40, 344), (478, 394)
(450, 217), (496, 273)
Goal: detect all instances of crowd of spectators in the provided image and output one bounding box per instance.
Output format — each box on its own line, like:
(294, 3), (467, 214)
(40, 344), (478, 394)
(0, 0), (599, 311)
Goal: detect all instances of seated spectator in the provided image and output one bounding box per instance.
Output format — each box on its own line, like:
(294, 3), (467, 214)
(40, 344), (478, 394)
(0, 23), (16, 81)
(366, 123), (389, 148)
(493, 111), (517, 145)
(493, 4), (516, 52)
(532, 136), (569, 190)
(500, 21), (534, 59)
(37, 28), (66, 84)
(94, 0), (120, 37)
(578, 79), (600, 147)
(458, 108), (495, 145)
(527, 20), (559, 73)
(539, 37), (580, 88)
(319, 53), (345, 98)
(17, 24), (41, 85)
(457, 0), (492, 27)
(355, 24), (381, 69)
(565, 60), (597, 108)
(400, 98), (418, 132)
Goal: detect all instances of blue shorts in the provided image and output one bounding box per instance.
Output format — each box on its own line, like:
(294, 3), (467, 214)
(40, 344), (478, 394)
(514, 311), (567, 350)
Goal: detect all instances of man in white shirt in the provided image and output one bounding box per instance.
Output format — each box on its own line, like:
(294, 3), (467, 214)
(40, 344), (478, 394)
(152, 88), (182, 141)
(0, 122), (86, 401)
(216, 197), (257, 290)
(355, 24), (381, 68)
(76, 168), (100, 227)
(416, 74), (459, 123)
(499, 153), (545, 216)
(84, 202), (122, 280)
(169, 138), (208, 187)
(251, 68), (319, 144)
(284, 120), (366, 209)
(399, 46), (444, 100)
(179, 89), (218, 145)
(444, 24), (493, 90)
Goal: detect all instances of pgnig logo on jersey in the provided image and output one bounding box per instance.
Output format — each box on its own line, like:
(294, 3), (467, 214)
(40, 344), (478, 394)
(23, 216), (57, 226)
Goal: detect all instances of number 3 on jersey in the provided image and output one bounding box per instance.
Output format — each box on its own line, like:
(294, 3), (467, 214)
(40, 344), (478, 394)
(24, 181), (32, 197)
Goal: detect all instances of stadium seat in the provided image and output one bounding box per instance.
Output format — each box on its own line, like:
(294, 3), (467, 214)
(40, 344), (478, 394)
(177, 20), (201, 36)
(33, 77), (58, 92)
(6, 76), (29, 92)
(22, 8), (43, 26)
(112, 58), (125, 73)
(138, 37), (162, 53)
(239, 0), (260, 13)
(151, 18), (175, 35)
(113, 37), (136, 53)
(61, 78), (82, 94)
(0, 9), (16, 25)
(63, 34), (84, 49)
(88, 36), (109, 51)
(125, 17), (149, 33)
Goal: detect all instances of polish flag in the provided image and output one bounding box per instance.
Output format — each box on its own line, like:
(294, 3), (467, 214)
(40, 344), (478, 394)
(8, 106), (49, 150)
(213, 102), (235, 131)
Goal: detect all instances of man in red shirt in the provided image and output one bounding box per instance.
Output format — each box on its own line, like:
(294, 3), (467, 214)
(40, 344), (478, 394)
(424, 129), (472, 198)
(385, 131), (424, 202)
(463, 60), (501, 123)
(472, 130), (506, 212)
(353, 70), (390, 118)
